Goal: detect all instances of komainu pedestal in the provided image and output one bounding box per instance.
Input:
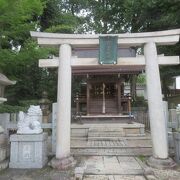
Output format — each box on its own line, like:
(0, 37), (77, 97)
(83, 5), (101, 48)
(9, 133), (48, 168)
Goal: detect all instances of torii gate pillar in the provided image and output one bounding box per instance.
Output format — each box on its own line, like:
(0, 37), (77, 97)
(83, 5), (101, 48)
(50, 44), (75, 169)
(144, 42), (175, 168)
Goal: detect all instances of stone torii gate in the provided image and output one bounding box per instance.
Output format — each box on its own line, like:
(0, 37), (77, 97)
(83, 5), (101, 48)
(31, 29), (180, 169)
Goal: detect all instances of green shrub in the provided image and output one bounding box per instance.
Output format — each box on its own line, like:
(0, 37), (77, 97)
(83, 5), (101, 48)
(132, 96), (148, 108)
(137, 74), (146, 84)
(18, 100), (39, 107)
(0, 99), (39, 113)
(0, 104), (27, 113)
(138, 155), (146, 162)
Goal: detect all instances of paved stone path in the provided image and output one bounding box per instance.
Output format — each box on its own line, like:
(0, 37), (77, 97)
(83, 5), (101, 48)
(0, 156), (180, 179)
(78, 156), (143, 175)
(0, 136), (180, 180)
(75, 155), (180, 180)
(74, 155), (149, 180)
(83, 175), (146, 180)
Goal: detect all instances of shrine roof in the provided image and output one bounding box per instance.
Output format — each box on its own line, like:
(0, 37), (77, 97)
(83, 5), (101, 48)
(0, 73), (16, 86)
(72, 65), (144, 75)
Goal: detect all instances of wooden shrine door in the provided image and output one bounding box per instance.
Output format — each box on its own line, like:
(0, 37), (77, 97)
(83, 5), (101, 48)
(89, 82), (118, 114)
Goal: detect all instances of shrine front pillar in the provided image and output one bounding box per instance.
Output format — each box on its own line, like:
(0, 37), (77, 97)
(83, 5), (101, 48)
(144, 42), (175, 168)
(50, 44), (75, 169)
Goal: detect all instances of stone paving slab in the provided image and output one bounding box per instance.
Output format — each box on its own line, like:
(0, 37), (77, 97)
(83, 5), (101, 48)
(113, 175), (146, 180)
(79, 156), (144, 175)
(83, 175), (109, 180)
(83, 175), (146, 180)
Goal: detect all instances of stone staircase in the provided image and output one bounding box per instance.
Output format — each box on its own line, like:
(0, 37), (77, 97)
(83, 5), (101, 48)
(88, 127), (124, 139)
(71, 123), (152, 157)
(79, 115), (133, 123)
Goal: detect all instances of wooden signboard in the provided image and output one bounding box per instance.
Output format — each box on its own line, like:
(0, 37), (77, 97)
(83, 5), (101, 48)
(99, 36), (118, 64)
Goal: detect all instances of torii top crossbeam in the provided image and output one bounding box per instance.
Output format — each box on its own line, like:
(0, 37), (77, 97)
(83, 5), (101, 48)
(31, 29), (180, 70)
(31, 29), (180, 48)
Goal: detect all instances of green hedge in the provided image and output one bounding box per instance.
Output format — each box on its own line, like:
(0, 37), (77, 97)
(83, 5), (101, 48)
(0, 99), (40, 113)
(132, 96), (148, 108)
(0, 104), (27, 113)
(18, 100), (39, 107)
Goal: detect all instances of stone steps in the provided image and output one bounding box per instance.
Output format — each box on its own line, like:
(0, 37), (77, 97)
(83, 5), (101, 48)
(71, 147), (152, 156)
(71, 122), (145, 140)
(87, 126), (145, 142)
(88, 133), (146, 137)
(88, 133), (124, 137)
(70, 123), (151, 156)
(88, 134), (146, 141)
(80, 118), (133, 123)
(71, 134), (149, 141)
(71, 138), (152, 156)
(71, 142), (152, 149)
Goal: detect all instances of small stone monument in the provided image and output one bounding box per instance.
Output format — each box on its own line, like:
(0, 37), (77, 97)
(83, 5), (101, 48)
(0, 126), (8, 170)
(9, 105), (48, 168)
(39, 91), (51, 123)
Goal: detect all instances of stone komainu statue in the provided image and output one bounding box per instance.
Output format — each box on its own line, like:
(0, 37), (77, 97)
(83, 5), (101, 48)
(17, 105), (43, 134)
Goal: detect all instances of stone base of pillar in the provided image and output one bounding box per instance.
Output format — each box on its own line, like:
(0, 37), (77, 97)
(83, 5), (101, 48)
(147, 156), (176, 169)
(49, 156), (76, 170)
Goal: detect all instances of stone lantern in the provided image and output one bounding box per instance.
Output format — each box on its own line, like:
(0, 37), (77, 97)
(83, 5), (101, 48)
(0, 73), (16, 104)
(0, 73), (15, 170)
(39, 91), (51, 123)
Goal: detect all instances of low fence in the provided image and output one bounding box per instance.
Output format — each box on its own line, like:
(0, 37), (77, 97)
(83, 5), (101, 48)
(1, 110), (177, 134)
(132, 101), (176, 131)
(0, 110), (151, 135)
(132, 108), (150, 131)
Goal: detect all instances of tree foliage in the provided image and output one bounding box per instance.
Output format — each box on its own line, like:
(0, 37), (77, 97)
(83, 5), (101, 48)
(40, 0), (83, 33)
(0, 0), (56, 103)
(0, 0), (179, 104)
(0, 0), (44, 48)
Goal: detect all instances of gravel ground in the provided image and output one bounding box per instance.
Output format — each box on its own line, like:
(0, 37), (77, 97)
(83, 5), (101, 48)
(151, 166), (180, 180)
(140, 157), (180, 180)
(0, 166), (74, 180)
